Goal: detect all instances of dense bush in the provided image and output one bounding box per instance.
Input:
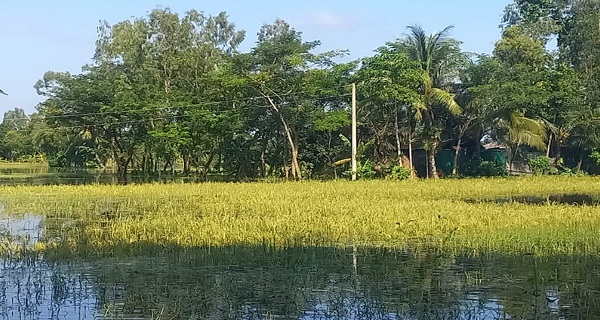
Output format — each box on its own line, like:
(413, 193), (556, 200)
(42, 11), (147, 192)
(386, 165), (412, 180)
(461, 157), (508, 177)
(528, 156), (551, 175)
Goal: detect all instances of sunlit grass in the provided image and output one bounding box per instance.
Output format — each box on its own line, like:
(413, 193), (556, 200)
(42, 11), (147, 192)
(0, 162), (48, 168)
(0, 176), (599, 256)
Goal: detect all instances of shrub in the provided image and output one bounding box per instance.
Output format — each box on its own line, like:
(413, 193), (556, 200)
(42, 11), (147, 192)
(461, 157), (508, 177)
(386, 165), (412, 180)
(344, 160), (377, 179)
(528, 156), (551, 175)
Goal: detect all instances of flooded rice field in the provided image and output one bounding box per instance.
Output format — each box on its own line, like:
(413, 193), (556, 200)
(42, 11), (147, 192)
(1, 214), (600, 319)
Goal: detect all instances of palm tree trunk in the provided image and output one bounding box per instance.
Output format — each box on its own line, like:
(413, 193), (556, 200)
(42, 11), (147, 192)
(408, 137), (414, 178)
(553, 136), (562, 166)
(452, 137), (462, 177)
(425, 150), (429, 178)
(423, 112), (439, 179)
(546, 133), (553, 158)
(407, 108), (415, 178)
(427, 147), (439, 179)
(395, 104), (402, 159)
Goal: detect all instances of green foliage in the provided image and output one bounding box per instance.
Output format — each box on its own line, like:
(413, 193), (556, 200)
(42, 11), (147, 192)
(461, 158), (508, 177)
(342, 160), (376, 179)
(386, 165), (412, 180)
(0, 4), (598, 181)
(590, 151), (600, 166)
(528, 156), (551, 175)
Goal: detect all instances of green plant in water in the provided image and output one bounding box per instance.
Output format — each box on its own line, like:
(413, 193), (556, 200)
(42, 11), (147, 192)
(0, 177), (600, 257)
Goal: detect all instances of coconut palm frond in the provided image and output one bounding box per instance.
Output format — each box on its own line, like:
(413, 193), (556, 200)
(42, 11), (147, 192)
(430, 88), (461, 115)
(420, 71), (434, 92)
(0, 89), (7, 96)
(541, 119), (559, 135)
(405, 25), (429, 65)
(509, 112), (547, 150)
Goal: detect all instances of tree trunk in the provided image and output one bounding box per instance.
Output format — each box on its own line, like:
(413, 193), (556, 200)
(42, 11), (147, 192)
(394, 104), (402, 159)
(425, 150), (430, 178)
(554, 145), (562, 166)
(110, 135), (130, 181)
(577, 151), (584, 172)
(510, 142), (521, 175)
(142, 155), (147, 174)
(281, 119), (301, 179)
(553, 136), (562, 166)
(452, 137), (462, 177)
(427, 147), (439, 179)
(260, 137), (267, 178)
(408, 119), (415, 179)
(423, 112), (439, 179)
(291, 146), (301, 179)
(546, 133), (553, 158)
(153, 155), (158, 173)
(265, 95), (302, 180)
(201, 150), (216, 180)
(115, 155), (129, 181)
(183, 154), (190, 175)
(283, 142), (289, 179)
(291, 128), (302, 179)
(474, 127), (482, 158)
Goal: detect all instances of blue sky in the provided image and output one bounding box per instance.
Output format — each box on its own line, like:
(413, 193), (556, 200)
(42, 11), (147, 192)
(0, 0), (510, 116)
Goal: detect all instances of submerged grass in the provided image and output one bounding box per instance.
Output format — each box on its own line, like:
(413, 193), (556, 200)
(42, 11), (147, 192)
(0, 176), (599, 256)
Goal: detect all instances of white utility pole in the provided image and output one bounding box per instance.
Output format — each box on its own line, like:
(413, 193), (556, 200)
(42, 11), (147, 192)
(352, 83), (357, 181)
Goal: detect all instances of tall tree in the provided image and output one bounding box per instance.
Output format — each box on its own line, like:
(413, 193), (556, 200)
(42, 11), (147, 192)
(356, 45), (422, 168)
(395, 25), (464, 178)
(243, 19), (347, 179)
(471, 26), (549, 165)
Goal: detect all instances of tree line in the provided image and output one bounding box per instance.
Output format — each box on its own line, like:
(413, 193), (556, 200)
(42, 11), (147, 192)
(2, 0), (600, 180)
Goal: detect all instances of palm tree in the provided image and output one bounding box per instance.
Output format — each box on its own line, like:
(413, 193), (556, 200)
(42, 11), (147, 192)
(412, 72), (461, 178)
(396, 25), (465, 178)
(398, 25), (466, 87)
(0, 89), (6, 95)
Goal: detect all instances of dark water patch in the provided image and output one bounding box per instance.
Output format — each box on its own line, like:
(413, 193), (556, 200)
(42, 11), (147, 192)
(1, 246), (600, 319)
(466, 193), (600, 206)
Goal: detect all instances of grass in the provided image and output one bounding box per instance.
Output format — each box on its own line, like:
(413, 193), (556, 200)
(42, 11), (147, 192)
(0, 162), (48, 167)
(0, 176), (599, 256)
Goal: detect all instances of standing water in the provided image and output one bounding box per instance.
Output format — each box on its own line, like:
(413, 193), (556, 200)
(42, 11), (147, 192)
(1, 215), (599, 319)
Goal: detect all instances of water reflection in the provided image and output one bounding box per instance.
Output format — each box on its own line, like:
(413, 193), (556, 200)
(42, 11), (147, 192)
(1, 247), (599, 319)
(0, 165), (234, 186)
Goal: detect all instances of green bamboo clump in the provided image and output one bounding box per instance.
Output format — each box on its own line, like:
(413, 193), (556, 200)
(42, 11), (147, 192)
(1, 176), (599, 256)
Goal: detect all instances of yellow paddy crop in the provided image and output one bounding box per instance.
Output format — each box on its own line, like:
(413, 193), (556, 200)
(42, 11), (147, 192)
(0, 176), (599, 256)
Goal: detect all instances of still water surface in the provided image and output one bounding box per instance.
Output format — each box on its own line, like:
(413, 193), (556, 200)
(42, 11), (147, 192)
(1, 214), (600, 319)
(0, 166), (235, 186)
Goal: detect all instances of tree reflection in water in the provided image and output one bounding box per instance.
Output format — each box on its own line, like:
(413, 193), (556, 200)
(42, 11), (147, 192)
(1, 247), (599, 319)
